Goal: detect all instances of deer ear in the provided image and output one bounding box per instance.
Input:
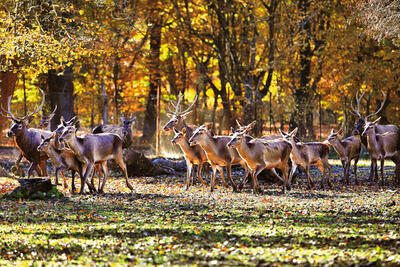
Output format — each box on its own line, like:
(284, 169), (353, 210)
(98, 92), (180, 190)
(205, 123), (212, 130)
(130, 116), (136, 123)
(173, 127), (179, 134)
(167, 113), (174, 118)
(40, 134), (45, 139)
(330, 129), (335, 135)
(290, 127), (298, 136)
(279, 129), (285, 137)
(236, 120), (242, 127)
(181, 127), (187, 134)
(337, 128), (343, 135)
(230, 127), (235, 134)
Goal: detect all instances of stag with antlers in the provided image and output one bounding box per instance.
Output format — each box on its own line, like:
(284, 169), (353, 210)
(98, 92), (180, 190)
(163, 92), (211, 185)
(0, 90), (51, 178)
(350, 90), (399, 182)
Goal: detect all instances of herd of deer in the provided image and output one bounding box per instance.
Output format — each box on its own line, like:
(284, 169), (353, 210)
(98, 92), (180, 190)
(1, 89), (400, 195)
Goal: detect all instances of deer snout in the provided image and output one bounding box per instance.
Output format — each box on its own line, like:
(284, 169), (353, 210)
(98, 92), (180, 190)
(188, 139), (197, 146)
(6, 131), (15, 137)
(162, 124), (170, 131)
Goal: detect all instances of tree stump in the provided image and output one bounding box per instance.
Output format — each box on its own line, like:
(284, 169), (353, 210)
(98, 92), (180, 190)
(2, 178), (64, 199)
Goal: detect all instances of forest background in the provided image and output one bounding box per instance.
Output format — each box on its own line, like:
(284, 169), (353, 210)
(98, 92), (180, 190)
(1, 0), (399, 152)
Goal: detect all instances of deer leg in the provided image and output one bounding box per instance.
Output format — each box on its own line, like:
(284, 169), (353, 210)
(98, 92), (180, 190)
(226, 165), (238, 192)
(115, 155), (133, 191)
(210, 164), (218, 192)
(80, 162), (93, 195)
(343, 161), (349, 185)
(39, 160), (47, 176)
(281, 163), (290, 192)
(238, 162), (250, 190)
(289, 164), (297, 186)
(250, 169), (258, 194)
(71, 170), (76, 194)
(354, 157), (359, 185)
(305, 165), (314, 190)
(197, 162), (207, 186)
(90, 165), (96, 191)
(380, 158), (385, 186)
(271, 168), (285, 183)
(216, 166), (228, 188)
(98, 162), (108, 195)
(28, 162), (38, 178)
(254, 165), (266, 194)
(186, 161), (192, 190)
(370, 159), (377, 184)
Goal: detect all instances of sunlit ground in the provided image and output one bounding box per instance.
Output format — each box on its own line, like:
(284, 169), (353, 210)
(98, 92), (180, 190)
(0, 159), (399, 265)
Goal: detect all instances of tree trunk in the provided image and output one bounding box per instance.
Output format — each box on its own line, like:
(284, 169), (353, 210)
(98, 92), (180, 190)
(47, 67), (75, 131)
(0, 71), (17, 134)
(142, 16), (161, 143)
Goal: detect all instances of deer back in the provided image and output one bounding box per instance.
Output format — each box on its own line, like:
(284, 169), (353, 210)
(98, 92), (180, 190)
(92, 124), (132, 148)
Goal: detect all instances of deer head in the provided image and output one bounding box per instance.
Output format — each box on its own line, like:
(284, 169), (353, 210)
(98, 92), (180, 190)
(37, 133), (56, 152)
(0, 89), (45, 137)
(163, 91), (198, 131)
(350, 90), (386, 135)
(39, 105), (57, 129)
(227, 121), (257, 148)
(361, 117), (381, 136)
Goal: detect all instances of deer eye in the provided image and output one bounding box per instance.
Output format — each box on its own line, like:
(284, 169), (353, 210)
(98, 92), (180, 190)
(18, 124), (23, 129)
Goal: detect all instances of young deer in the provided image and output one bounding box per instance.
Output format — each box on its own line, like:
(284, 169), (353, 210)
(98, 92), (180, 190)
(171, 127), (208, 189)
(37, 133), (85, 193)
(227, 121), (292, 194)
(351, 90), (399, 181)
(1, 89), (50, 177)
(361, 117), (400, 185)
(59, 124), (132, 195)
(280, 128), (332, 189)
(189, 125), (250, 192)
(328, 129), (361, 185)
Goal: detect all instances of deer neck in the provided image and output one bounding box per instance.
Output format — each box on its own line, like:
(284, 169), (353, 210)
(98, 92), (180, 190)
(67, 134), (85, 159)
(331, 139), (346, 157)
(177, 139), (193, 155)
(366, 129), (380, 153)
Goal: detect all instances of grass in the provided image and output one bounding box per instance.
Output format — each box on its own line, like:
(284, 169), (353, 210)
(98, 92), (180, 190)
(0, 160), (400, 266)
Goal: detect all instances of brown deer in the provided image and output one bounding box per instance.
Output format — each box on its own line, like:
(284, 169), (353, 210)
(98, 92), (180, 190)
(351, 90), (399, 181)
(227, 121), (292, 194)
(39, 105), (57, 130)
(92, 114), (136, 148)
(171, 127), (208, 189)
(0, 90), (50, 178)
(361, 117), (400, 185)
(280, 128), (332, 189)
(59, 123), (132, 195)
(328, 128), (361, 185)
(38, 133), (85, 193)
(188, 125), (250, 192)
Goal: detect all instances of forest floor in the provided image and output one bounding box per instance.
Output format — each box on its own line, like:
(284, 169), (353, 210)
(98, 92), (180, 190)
(0, 159), (400, 266)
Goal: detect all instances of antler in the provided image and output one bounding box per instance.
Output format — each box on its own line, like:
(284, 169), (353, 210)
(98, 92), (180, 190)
(21, 89), (45, 121)
(180, 93), (198, 116)
(365, 91), (387, 119)
(49, 105), (57, 116)
(0, 94), (18, 120)
(167, 91), (184, 115)
(350, 90), (365, 118)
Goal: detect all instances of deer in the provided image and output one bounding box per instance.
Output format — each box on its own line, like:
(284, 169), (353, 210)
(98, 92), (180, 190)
(280, 128), (332, 189)
(92, 114), (136, 148)
(39, 105), (57, 130)
(227, 121), (292, 194)
(188, 124), (250, 193)
(163, 92), (211, 183)
(361, 117), (400, 185)
(350, 90), (400, 182)
(58, 123), (132, 195)
(37, 133), (85, 193)
(171, 127), (208, 189)
(0, 89), (50, 178)
(328, 128), (361, 185)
